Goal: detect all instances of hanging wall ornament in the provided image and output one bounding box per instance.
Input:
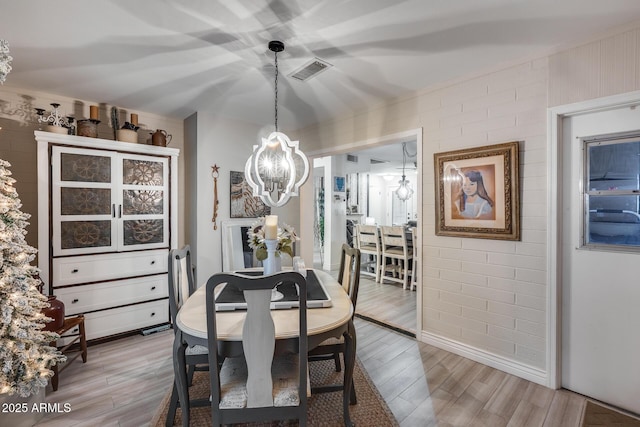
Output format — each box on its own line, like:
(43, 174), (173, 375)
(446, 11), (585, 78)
(211, 164), (220, 230)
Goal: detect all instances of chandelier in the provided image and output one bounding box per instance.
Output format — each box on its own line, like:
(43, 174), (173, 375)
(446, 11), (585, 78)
(0, 39), (13, 84)
(395, 142), (415, 201)
(245, 41), (310, 208)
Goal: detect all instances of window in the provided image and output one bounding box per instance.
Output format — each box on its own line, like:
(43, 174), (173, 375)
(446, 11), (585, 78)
(583, 135), (640, 249)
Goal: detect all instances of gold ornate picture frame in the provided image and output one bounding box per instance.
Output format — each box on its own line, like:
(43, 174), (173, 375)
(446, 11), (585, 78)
(434, 141), (520, 240)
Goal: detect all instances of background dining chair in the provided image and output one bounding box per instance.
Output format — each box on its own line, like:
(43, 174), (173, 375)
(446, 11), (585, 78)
(308, 243), (360, 404)
(356, 224), (382, 282)
(167, 245), (209, 427)
(380, 225), (413, 289)
(205, 271), (308, 426)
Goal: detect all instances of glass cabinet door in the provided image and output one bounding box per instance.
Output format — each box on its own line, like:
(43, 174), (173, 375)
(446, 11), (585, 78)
(52, 146), (118, 256)
(118, 154), (169, 250)
(51, 147), (170, 255)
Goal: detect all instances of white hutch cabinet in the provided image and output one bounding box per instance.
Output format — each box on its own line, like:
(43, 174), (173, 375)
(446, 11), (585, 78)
(35, 131), (179, 341)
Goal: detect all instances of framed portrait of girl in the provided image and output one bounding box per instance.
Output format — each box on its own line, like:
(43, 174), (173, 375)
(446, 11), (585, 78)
(434, 141), (520, 240)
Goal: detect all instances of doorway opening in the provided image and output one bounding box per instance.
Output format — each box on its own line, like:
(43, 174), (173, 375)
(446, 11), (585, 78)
(309, 129), (422, 336)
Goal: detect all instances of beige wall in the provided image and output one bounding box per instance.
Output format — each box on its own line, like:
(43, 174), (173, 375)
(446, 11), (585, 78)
(0, 85), (186, 254)
(549, 26), (640, 107)
(299, 59), (549, 373)
(297, 22), (640, 382)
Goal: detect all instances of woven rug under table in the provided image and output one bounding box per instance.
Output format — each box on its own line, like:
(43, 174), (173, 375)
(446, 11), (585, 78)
(151, 357), (399, 426)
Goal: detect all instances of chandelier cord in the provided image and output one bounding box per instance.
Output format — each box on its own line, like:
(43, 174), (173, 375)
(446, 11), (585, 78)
(274, 49), (279, 132)
(401, 142), (407, 178)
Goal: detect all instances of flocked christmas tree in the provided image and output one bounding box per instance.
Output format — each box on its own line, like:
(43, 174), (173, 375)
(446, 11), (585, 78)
(0, 159), (65, 397)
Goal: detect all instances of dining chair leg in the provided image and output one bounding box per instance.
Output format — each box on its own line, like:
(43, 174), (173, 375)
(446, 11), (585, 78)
(166, 383), (179, 427)
(187, 364), (196, 386)
(334, 352), (342, 372)
(173, 332), (191, 427)
(342, 321), (356, 427)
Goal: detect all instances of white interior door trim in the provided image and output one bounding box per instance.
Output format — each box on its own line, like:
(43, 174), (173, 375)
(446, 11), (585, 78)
(547, 90), (640, 389)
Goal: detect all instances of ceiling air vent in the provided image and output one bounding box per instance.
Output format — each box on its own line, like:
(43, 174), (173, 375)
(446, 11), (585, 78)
(347, 154), (358, 163)
(370, 158), (388, 164)
(289, 58), (333, 81)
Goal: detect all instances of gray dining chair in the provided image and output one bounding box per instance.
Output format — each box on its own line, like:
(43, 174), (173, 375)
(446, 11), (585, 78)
(166, 245), (209, 426)
(308, 243), (360, 404)
(205, 271), (308, 426)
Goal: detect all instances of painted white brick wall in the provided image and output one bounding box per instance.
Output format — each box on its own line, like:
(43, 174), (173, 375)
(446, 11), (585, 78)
(300, 59), (549, 372)
(299, 21), (640, 382)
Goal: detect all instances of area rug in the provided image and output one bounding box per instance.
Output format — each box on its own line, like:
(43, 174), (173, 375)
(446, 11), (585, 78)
(151, 358), (399, 426)
(582, 401), (640, 427)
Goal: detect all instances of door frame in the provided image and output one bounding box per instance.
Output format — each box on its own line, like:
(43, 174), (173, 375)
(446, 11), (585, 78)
(300, 128), (423, 335)
(547, 90), (640, 388)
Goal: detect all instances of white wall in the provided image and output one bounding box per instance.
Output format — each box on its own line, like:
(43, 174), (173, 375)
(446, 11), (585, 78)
(188, 112), (301, 285)
(296, 21), (640, 386)
(298, 48), (549, 383)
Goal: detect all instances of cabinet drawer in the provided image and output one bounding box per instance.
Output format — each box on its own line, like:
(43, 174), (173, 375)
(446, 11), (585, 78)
(53, 249), (168, 286)
(58, 300), (169, 343)
(55, 275), (168, 316)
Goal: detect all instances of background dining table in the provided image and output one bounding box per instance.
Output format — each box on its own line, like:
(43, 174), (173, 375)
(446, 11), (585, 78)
(173, 268), (357, 427)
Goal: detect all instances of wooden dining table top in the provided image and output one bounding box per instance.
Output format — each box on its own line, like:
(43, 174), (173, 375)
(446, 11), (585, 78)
(175, 268), (354, 342)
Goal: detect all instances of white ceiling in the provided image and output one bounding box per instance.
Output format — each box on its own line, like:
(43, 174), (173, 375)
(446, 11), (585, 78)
(3, 0), (640, 132)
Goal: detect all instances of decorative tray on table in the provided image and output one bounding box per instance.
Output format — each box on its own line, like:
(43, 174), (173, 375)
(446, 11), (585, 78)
(214, 270), (333, 311)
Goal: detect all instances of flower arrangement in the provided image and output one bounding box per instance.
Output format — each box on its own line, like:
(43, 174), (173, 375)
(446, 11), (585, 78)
(0, 39), (13, 85)
(247, 217), (298, 261)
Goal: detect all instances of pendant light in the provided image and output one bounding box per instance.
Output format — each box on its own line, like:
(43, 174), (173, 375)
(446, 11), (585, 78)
(245, 41), (310, 208)
(395, 142), (414, 201)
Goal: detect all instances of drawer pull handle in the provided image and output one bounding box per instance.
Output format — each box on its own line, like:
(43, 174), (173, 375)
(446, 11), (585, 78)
(72, 328), (78, 334)
(151, 312), (156, 317)
(72, 299), (79, 304)
(151, 260), (156, 265)
(72, 269), (79, 273)
(151, 286), (156, 290)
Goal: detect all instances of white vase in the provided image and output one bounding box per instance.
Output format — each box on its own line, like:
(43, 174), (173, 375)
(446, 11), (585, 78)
(263, 253), (282, 275)
(0, 386), (46, 427)
(263, 239), (281, 275)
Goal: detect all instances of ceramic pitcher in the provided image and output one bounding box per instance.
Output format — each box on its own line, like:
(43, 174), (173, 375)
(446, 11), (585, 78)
(151, 129), (172, 147)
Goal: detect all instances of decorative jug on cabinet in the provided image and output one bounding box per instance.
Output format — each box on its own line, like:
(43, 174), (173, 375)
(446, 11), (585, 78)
(151, 129), (172, 147)
(42, 295), (65, 332)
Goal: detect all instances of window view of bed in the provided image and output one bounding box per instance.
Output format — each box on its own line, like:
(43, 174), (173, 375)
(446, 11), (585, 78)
(585, 138), (640, 248)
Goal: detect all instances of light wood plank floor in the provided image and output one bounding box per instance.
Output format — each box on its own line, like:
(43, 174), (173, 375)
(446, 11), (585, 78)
(355, 273), (417, 334)
(32, 318), (600, 427)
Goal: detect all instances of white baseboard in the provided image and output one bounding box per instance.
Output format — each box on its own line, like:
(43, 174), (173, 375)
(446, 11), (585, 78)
(420, 330), (549, 387)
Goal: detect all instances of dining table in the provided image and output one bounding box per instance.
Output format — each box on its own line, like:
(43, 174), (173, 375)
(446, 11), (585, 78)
(173, 268), (356, 427)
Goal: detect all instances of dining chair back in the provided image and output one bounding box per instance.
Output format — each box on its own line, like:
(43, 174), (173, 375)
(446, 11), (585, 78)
(380, 225), (414, 289)
(167, 246), (209, 426)
(338, 243), (362, 308)
(356, 224), (382, 282)
(205, 271), (308, 426)
(168, 246), (196, 321)
(308, 244), (360, 403)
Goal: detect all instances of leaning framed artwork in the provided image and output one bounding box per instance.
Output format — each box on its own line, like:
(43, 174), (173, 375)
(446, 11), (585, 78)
(230, 171), (271, 218)
(434, 141), (520, 240)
